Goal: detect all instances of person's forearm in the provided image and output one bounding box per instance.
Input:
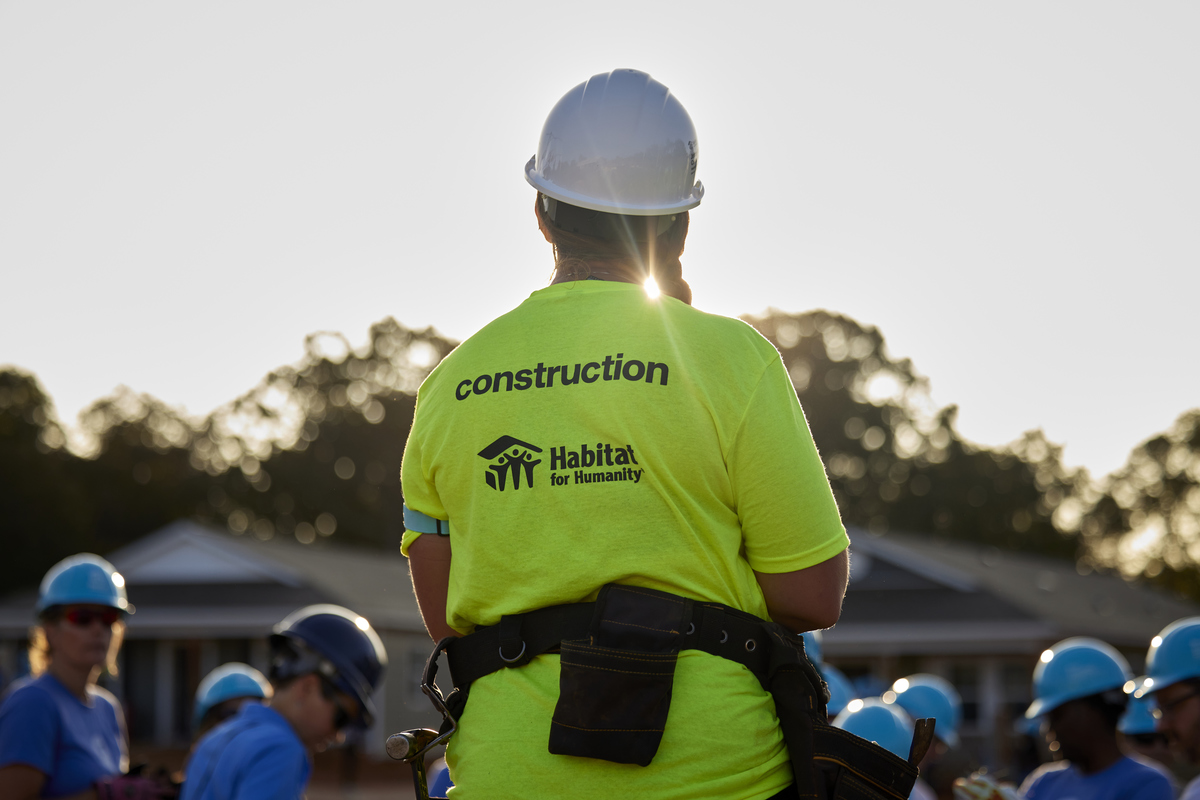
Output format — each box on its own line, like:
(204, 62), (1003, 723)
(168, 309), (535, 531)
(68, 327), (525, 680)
(0, 764), (89, 800)
(407, 535), (459, 641)
(754, 548), (849, 634)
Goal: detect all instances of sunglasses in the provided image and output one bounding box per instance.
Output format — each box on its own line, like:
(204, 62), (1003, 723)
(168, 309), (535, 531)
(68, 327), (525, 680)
(1152, 689), (1200, 720)
(320, 678), (357, 731)
(63, 608), (121, 628)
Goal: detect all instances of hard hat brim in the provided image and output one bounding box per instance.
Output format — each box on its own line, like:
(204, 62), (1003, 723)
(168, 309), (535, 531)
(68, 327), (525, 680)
(1138, 670), (1200, 697)
(525, 156), (703, 217)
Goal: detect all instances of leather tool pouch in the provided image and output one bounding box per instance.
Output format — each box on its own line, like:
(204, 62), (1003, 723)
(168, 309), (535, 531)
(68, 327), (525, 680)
(812, 718), (932, 800)
(548, 584), (692, 766)
(754, 621), (929, 800)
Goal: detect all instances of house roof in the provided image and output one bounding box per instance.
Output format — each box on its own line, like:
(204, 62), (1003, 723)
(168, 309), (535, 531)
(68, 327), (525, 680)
(827, 529), (1200, 658)
(4, 521), (1194, 659)
(0, 520), (422, 638)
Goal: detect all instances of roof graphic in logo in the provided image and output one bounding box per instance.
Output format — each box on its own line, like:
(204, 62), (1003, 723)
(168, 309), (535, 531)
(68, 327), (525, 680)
(478, 435), (543, 492)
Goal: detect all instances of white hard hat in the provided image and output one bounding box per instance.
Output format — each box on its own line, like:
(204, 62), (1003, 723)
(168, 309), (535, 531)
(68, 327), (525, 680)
(524, 69), (704, 216)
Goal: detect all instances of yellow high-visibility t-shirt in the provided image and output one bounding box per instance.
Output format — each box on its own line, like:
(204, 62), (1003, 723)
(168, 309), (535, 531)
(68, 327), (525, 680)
(401, 279), (848, 799)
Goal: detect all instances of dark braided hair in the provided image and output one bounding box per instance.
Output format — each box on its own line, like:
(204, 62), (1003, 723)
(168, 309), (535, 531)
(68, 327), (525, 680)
(534, 194), (693, 306)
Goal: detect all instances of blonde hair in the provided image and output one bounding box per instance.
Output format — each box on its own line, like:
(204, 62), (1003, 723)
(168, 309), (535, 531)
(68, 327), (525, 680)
(29, 615), (125, 679)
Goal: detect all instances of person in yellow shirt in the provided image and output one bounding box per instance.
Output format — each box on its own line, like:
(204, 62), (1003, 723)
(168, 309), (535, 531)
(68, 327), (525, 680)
(402, 68), (850, 800)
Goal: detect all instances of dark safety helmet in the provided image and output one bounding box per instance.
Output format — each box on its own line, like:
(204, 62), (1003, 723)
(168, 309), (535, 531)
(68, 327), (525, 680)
(269, 604), (388, 729)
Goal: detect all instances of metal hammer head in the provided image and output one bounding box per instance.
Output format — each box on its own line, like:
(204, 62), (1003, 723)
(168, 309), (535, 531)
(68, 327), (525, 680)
(386, 728), (442, 762)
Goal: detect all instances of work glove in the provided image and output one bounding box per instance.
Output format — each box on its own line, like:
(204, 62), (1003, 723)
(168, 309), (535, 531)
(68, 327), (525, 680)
(952, 772), (1022, 800)
(95, 770), (179, 799)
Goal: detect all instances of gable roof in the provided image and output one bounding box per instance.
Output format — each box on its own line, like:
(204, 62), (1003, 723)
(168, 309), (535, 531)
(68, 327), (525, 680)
(0, 520), (422, 638)
(827, 529), (1200, 658)
(879, 531), (1196, 647)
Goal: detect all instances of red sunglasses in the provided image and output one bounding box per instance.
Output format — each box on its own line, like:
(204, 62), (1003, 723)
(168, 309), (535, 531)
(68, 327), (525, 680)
(63, 608), (121, 627)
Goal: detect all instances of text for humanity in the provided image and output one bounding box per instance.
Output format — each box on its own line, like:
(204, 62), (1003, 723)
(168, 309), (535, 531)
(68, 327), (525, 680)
(548, 443), (643, 487)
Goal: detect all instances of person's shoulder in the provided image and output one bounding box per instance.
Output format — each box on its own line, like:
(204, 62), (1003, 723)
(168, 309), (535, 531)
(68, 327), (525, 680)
(0, 675), (55, 714)
(1117, 756), (1174, 795)
(1019, 760), (1071, 796)
(1181, 774), (1200, 800)
(666, 304), (783, 364)
(1127, 753), (1178, 788)
(669, 301), (770, 338)
(191, 706), (304, 770)
(1118, 754), (1172, 778)
(230, 706), (303, 755)
(88, 684), (120, 713)
(1028, 760), (1072, 780)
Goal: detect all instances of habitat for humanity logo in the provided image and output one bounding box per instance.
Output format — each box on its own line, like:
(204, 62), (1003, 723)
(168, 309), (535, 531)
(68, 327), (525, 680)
(478, 435), (543, 491)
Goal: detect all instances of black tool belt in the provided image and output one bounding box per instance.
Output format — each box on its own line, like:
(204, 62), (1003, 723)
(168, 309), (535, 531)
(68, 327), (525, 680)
(433, 584), (933, 800)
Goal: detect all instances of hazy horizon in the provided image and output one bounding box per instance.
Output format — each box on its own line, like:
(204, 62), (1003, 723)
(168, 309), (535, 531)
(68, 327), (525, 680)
(3, 1), (1197, 480)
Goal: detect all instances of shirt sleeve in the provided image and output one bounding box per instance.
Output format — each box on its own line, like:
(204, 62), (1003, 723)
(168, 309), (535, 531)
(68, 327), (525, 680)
(92, 686), (130, 774)
(0, 684), (58, 775)
(234, 741), (310, 800)
(1129, 766), (1175, 800)
(1018, 765), (1050, 800)
(726, 355), (848, 573)
(400, 391), (450, 557)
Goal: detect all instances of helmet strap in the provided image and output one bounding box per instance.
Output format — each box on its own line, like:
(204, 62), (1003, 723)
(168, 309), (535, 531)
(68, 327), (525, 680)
(270, 638), (339, 686)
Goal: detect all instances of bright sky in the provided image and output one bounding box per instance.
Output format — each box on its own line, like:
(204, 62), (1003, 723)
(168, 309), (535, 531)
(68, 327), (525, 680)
(1, 2), (1197, 480)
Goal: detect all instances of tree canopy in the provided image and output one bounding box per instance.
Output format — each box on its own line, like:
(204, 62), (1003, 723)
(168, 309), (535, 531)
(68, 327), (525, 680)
(2, 309), (1196, 601)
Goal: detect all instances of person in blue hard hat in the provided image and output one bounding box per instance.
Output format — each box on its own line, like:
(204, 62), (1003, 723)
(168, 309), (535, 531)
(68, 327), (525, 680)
(893, 675), (980, 800)
(192, 663), (272, 739)
(823, 664), (859, 720)
(834, 698), (915, 762)
(800, 630), (859, 722)
(887, 675), (965, 800)
(180, 604), (387, 800)
(0, 553), (135, 799)
(1019, 638), (1172, 800)
(1119, 682), (1179, 797)
(1137, 618), (1200, 800)
(835, 694), (930, 800)
(888, 675), (962, 750)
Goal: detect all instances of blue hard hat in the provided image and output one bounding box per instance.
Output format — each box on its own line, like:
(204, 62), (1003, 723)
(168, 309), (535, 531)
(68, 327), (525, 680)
(822, 664), (858, 717)
(833, 698), (915, 760)
(428, 759), (454, 798)
(36, 553), (131, 615)
(1140, 618), (1200, 697)
(1015, 714), (1044, 737)
(802, 631), (824, 665)
(271, 604), (388, 729)
(194, 662), (272, 729)
(887, 674), (962, 747)
(1026, 637), (1133, 719)
(1119, 680), (1158, 736)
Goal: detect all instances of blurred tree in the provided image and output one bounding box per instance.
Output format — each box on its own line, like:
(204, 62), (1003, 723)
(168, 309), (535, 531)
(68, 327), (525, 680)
(14, 309), (1191, 595)
(1066, 410), (1200, 600)
(0, 319), (453, 591)
(188, 318), (455, 552)
(0, 369), (93, 590)
(744, 309), (1081, 557)
(69, 388), (210, 553)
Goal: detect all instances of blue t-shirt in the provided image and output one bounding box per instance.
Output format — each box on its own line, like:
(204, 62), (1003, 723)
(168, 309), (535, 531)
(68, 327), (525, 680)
(1020, 756), (1174, 800)
(0, 673), (127, 797)
(181, 703), (311, 800)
